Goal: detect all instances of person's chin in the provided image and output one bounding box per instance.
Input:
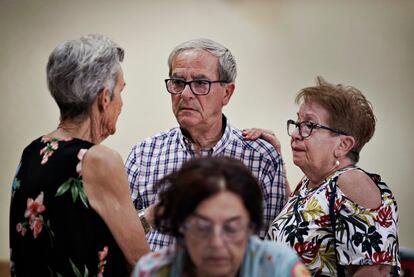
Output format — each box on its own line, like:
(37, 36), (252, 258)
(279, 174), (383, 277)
(101, 128), (116, 140)
(177, 116), (200, 128)
(107, 128), (116, 137)
(202, 260), (232, 275)
(292, 156), (304, 167)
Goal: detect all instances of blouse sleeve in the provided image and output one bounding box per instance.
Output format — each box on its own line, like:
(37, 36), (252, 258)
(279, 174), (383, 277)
(241, 237), (311, 276)
(131, 249), (174, 277)
(334, 178), (400, 273)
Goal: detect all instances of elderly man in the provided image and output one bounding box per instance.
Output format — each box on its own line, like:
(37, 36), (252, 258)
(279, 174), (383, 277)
(126, 38), (287, 251)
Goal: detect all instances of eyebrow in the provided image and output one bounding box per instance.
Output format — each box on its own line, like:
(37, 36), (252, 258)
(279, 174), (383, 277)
(171, 73), (184, 79)
(192, 213), (242, 223)
(297, 112), (318, 122)
(170, 73), (210, 80)
(191, 73), (209, 80)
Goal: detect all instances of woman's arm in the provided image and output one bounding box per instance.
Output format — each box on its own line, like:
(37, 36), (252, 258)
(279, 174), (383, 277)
(338, 171), (397, 276)
(81, 145), (150, 269)
(346, 264), (392, 276)
(337, 169), (381, 209)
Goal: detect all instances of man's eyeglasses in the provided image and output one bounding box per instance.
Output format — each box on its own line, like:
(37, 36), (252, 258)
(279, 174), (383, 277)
(180, 216), (250, 243)
(287, 119), (348, 138)
(164, 78), (228, 96)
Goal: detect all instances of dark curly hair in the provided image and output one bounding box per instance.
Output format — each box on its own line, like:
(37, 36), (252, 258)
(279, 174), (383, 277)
(153, 156), (263, 238)
(296, 76), (376, 163)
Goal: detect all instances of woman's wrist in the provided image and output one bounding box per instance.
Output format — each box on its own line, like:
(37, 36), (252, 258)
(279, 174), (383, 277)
(138, 209), (152, 234)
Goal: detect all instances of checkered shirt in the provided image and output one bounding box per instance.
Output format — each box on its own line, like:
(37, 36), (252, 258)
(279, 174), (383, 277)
(126, 117), (287, 251)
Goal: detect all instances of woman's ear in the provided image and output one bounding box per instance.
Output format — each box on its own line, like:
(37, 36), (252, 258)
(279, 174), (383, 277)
(97, 87), (111, 112)
(337, 135), (356, 157)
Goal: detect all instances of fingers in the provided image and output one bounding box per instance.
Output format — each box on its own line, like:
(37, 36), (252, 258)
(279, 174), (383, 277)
(242, 128), (282, 155)
(242, 128), (261, 140)
(262, 133), (282, 154)
(242, 128), (275, 140)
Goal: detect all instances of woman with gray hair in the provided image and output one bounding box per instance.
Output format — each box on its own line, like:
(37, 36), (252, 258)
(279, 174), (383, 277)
(9, 34), (149, 276)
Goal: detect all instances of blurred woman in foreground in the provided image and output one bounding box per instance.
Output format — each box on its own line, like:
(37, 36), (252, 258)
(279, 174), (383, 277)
(133, 156), (310, 277)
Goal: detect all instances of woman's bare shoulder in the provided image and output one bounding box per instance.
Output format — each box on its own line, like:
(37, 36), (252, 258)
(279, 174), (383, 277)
(80, 144), (127, 201)
(84, 144), (123, 166)
(337, 169), (381, 209)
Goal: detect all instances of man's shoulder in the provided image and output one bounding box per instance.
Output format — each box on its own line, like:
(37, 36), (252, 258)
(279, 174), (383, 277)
(127, 127), (182, 161)
(228, 125), (280, 159)
(144, 127), (180, 142)
(135, 127), (181, 148)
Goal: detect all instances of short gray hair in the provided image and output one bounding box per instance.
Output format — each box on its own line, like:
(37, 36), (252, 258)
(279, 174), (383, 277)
(47, 34), (124, 121)
(168, 38), (237, 82)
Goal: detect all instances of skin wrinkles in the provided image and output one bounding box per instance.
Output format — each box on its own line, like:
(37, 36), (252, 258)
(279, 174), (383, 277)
(290, 101), (345, 188)
(54, 68), (126, 145)
(100, 69), (125, 139)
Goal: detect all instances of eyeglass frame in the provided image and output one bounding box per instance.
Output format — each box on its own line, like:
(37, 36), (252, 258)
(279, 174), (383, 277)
(179, 215), (252, 243)
(164, 78), (229, 96)
(287, 119), (348, 138)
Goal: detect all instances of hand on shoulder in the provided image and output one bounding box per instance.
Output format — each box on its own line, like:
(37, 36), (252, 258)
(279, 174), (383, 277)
(337, 169), (381, 209)
(242, 128), (282, 155)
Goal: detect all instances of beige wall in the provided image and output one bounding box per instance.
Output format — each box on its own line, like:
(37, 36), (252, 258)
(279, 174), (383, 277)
(1, 0), (413, 259)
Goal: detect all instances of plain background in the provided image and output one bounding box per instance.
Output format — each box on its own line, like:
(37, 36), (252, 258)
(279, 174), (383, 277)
(1, 0), (413, 260)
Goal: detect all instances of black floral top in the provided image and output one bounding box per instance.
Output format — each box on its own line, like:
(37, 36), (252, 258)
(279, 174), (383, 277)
(9, 136), (128, 276)
(266, 167), (400, 276)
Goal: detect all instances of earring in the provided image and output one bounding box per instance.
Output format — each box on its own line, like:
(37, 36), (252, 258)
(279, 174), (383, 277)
(335, 160), (340, 166)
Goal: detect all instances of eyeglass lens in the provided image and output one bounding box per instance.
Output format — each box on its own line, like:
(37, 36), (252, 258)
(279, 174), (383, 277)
(185, 217), (247, 242)
(287, 120), (312, 138)
(166, 79), (210, 95)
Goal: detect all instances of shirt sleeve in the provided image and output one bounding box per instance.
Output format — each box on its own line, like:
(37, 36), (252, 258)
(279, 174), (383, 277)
(258, 150), (287, 238)
(125, 144), (143, 210)
(132, 247), (176, 277)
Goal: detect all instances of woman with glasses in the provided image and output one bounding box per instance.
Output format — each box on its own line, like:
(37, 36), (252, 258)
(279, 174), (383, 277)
(262, 76), (400, 276)
(132, 156), (309, 277)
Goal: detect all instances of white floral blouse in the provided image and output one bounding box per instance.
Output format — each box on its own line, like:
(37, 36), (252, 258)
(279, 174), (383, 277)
(266, 167), (400, 276)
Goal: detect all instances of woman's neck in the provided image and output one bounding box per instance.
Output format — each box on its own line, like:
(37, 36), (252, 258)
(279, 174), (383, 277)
(48, 117), (101, 144)
(307, 160), (354, 189)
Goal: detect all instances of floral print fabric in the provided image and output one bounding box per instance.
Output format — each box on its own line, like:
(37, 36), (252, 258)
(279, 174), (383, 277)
(15, 191), (53, 240)
(10, 136), (127, 276)
(266, 167), (400, 276)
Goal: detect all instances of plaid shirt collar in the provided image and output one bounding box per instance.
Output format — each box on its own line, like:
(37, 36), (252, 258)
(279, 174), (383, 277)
(177, 114), (232, 155)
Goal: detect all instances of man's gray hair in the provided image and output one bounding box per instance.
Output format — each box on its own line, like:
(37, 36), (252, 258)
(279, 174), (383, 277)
(168, 38), (237, 82)
(47, 34), (124, 121)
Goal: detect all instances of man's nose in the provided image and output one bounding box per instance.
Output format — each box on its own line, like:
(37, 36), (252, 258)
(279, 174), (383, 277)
(180, 83), (194, 98)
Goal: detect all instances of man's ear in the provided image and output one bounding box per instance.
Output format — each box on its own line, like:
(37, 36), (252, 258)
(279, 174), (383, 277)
(222, 83), (235, 106)
(97, 87), (111, 112)
(337, 135), (355, 157)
